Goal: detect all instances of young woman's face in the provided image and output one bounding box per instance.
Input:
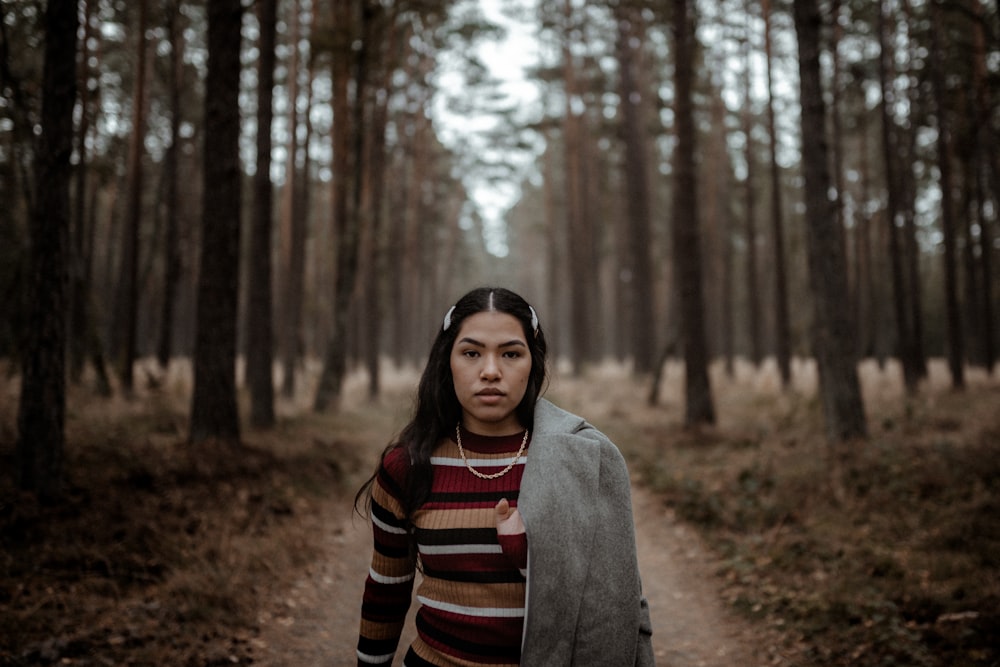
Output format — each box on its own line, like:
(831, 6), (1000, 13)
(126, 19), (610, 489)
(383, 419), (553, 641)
(450, 311), (532, 435)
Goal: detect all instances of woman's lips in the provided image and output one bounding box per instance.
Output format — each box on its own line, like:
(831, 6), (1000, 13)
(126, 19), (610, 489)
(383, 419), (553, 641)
(476, 389), (505, 404)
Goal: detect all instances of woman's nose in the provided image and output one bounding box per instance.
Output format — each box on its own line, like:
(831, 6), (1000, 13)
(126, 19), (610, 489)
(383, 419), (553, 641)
(480, 354), (500, 379)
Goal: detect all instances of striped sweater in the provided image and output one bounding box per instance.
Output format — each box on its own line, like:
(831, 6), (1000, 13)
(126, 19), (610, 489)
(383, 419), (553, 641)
(357, 427), (530, 667)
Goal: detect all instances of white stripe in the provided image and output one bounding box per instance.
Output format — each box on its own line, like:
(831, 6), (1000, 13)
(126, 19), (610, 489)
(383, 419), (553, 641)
(372, 513), (407, 535)
(419, 543), (502, 555)
(417, 595), (525, 618)
(369, 567), (414, 584)
(357, 648), (394, 664)
(431, 455), (526, 468)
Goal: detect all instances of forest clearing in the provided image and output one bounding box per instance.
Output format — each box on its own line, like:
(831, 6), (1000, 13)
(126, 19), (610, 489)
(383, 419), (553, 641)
(1, 357), (997, 666)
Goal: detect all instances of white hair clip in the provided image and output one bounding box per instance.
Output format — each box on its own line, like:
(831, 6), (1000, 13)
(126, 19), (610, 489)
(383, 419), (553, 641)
(442, 305), (457, 331)
(529, 306), (539, 334)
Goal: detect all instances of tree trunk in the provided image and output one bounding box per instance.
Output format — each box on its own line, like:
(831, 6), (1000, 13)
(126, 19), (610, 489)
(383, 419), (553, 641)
(562, 0), (596, 372)
(762, 0), (791, 387)
(16, 0), (78, 498)
(246, 0), (277, 428)
(928, 0), (964, 389)
(793, 0), (867, 442)
(189, 0), (243, 444)
(671, 0), (715, 427)
(117, 0), (149, 395)
(279, 0), (311, 399)
(614, 5), (656, 375)
(69, 0), (95, 384)
(876, 1), (919, 393)
(315, 0), (364, 411)
(899, 0), (927, 382)
(157, 0), (184, 371)
(971, 0), (997, 375)
(363, 7), (397, 400)
(742, 4), (762, 366)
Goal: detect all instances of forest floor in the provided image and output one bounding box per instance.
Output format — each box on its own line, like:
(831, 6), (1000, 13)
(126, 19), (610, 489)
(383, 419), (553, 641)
(1, 357), (998, 666)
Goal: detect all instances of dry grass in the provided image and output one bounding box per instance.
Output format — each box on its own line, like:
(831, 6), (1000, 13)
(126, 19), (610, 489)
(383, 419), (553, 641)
(1, 356), (998, 666)
(0, 358), (413, 666)
(548, 357), (1000, 667)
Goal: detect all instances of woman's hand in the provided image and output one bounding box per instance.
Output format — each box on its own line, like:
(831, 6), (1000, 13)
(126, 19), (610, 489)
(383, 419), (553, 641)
(495, 498), (528, 573)
(495, 498), (525, 535)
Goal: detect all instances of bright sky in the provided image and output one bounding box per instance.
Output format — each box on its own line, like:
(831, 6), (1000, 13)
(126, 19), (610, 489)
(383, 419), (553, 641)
(431, 0), (543, 257)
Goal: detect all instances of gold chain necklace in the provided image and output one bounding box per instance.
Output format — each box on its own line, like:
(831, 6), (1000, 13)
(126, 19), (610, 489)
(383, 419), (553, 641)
(455, 423), (529, 480)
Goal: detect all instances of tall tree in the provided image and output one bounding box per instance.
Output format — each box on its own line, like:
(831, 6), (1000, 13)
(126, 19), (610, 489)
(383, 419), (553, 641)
(15, 0), (78, 497)
(876, 0), (919, 393)
(246, 0), (277, 427)
(793, 0), (867, 442)
(671, 0), (715, 426)
(970, 0), (996, 373)
(69, 0), (95, 383)
(741, 3), (763, 366)
(898, 0), (927, 382)
(361, 5), (400, 400)
(762, 0), (791, 387)
(157, 0), (185, 371)
(315, 0), (365, 411)
(561, 0), (599, 372)
(614, 4), (656, 375)
(928, 0), (964, 389)
(118, 0), (149, 395)
(189, 0), (244, 444)
(279, 0), (308, 399)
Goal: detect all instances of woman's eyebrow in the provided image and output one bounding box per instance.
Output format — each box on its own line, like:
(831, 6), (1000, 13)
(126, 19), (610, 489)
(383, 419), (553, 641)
(456, 337), (526, 348)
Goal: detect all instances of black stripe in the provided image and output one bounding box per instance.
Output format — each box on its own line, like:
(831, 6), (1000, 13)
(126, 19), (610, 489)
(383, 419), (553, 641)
(401, 647), (436, 667)
(374, 540), (410, 559)
(357, 635), (400, 659)
(414, 526), (496, 546)
(421, 565), (524, 584)
(371, 499), (406, 530)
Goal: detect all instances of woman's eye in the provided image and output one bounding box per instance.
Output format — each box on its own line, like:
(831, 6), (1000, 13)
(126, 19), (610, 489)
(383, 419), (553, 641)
(462, 350), (479, 358)
(503, 351), (522, 359)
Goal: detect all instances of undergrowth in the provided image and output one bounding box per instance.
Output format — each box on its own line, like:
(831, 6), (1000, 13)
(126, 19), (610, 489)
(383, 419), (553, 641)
(585, 361), (1000, 667)
(0, 376), (376, 666)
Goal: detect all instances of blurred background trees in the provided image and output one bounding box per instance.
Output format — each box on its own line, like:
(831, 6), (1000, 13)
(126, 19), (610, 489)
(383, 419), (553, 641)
(2, 0), (999, 492)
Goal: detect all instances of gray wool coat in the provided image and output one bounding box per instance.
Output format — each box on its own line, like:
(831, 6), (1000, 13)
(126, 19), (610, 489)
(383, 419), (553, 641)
(518, 399), (655, 666)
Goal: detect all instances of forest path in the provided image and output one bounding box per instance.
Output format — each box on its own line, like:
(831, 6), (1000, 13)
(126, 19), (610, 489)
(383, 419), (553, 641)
(251, 479), (767, 666)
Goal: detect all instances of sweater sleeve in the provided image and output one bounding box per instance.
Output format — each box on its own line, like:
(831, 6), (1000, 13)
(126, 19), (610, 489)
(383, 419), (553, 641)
(357, 447), (416, 666)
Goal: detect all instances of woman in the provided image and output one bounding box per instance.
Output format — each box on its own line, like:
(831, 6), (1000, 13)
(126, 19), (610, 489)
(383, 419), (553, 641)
(355, 287), (654, 666)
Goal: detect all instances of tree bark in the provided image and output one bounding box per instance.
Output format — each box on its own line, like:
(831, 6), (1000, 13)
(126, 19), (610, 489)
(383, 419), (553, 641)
(363, 6), (398, 400)
(671, 0), (715, 427)
(793, 0), (867, 442)
(157, 0), (184, 372)
(970, 0), (997, 375)
(246, 0), (277, 427)
(16, 0), (78, 498)
(190, 0), (243, 444)
(561, 0), (599, 371)
(315, 0), (365, 411)
(117, 0), (149, 395)
(762, 0), (791, 387)
(614, 5), (656, 375)
(928, 0), (964, 389)
(876, 1), (919, 393)
(69, 0), (96, 384)
(742, 4), (762, 366)
(279, 0), (311, 399)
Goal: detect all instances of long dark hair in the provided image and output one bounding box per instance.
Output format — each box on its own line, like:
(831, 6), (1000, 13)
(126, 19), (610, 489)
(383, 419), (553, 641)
(355, 287), (548, 521)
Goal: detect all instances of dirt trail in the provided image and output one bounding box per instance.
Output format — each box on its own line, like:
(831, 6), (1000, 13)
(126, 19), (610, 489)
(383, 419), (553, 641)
(252, 481), (766, 666)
